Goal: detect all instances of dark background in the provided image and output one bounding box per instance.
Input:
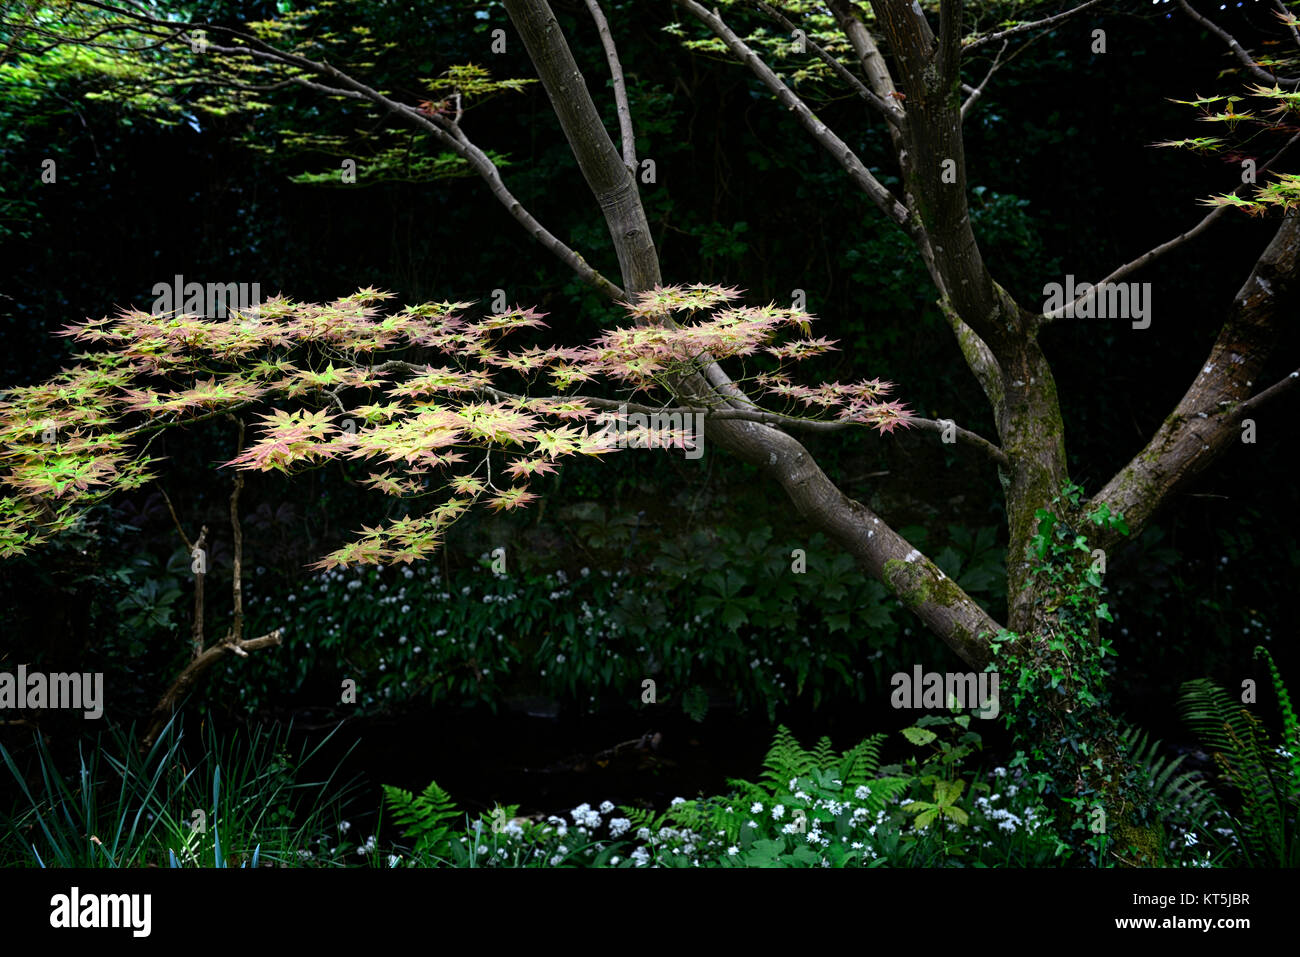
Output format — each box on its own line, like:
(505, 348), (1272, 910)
(0, 0), (1295, 817)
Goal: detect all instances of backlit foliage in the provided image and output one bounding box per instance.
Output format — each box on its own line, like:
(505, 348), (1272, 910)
(0, 284), (911, 567)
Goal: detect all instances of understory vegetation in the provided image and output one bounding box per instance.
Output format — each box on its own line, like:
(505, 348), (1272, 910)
(3, 651), (1294, 868)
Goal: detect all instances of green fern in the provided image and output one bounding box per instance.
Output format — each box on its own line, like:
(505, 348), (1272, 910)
(382, 779), (461, 858)
(758, 724), (809, 791)
(852, 775), (911, 813)
(839, 733), (885, 791)
(1119, 725), (1223, 834)
(810, 736), (837, 770)
(1178, 671), (1298, 867)
(1256, 646), (1300, 793)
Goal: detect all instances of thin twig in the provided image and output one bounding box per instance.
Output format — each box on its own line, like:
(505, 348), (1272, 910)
(1176, 0), (1300, 87)
(1043, 128), (1300, 322)
(190, 526), (208, 659)
(159, 487), (194, 553)
(962, 39), (1008, 120)
(963, 0), (1106, 51)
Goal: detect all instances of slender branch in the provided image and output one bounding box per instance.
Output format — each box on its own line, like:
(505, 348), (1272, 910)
(672, 0), (912, 228)
(963, 0), (1106, 51)
(906, 416), (1009, 466)
(369, 359), (1007, 465)
(1176, 0), (1300, 87)
(189, 526), (207, 659)
(962, 38), (1008, 120)
(1044, 128), (1300, 322)
(141, 627), (282, 750)
(1234, 367), (1300, 417)
(752, 0), (901, 125)
(1273, 0), (1300, 51)
(1089, 209), (1300, 552)
(583, 0), (638, 173)
(229, 418), (246, 643)
(158, 486), (194, 553)
(61, 2), (629, 300)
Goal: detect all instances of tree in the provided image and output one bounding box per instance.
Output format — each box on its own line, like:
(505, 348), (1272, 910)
(3, 0), (1299, 865)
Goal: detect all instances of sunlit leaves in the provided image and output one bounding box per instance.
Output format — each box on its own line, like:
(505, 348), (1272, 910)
(1165, 81), (1300, 215)
(0, 283), (909, 565)
(486, 486), (538, 512)
(504, 457), (558, 480)
(1150, 136), (1225, 154)
(226, 408), (340, 472)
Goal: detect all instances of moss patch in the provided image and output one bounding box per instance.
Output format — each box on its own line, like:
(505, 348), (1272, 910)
(884, 557), (931, 608)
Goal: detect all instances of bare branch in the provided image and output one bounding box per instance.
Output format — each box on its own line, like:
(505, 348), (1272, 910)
(1176, 0), (1300, 87)
(158, 486), (194, 554)
(1235, 367), (1300, 417)
(583, 0), (638, 173)
(57, 2), (629, 300)
(1044, 128), (1300, 322)
(141, 627), (283, 750)
(189, 525), (207, 659)
(1090, 209), (1300, 551)
(964, 0), (1107, 51)
(672, 0), (912, 228)
(962, 39), (1008, 120)
(229, 419), (246, 643)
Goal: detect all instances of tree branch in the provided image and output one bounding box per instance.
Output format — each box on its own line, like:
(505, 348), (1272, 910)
(963, 0), (1106, 51)
(1273, 0), (1300, 51)
(1044, 128), (1300, 322)
(672, 0), (911, 229)
(752, 0), (901, 126)
(70, 2), (630, 299)
(1090, 208), (1300, 551)
(583, 0), (638, 174)
(1176, 0), (1300, 87)
(961, 38), (1008, 120)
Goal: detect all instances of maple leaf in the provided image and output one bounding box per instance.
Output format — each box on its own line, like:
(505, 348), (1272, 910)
(470, 305), (549, 334)
(530, 424), (591, 459)
(450, 474), (486, 496)
(454, 401), (539, 445)
(486, 486), (538, 511)
(504, 457), (558, 480)
(364, 470), (413, 496)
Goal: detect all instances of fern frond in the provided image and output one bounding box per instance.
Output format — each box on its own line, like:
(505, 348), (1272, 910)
(1256, 646), (1300, 793)
(810, 736), (837, 770)
(1118, 725), (1223, 831)
(383, 779), (460, 856)
(840, 733), (885, 790)
(759, 724), (810, 790)
(1179, 678), (1295, 866)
